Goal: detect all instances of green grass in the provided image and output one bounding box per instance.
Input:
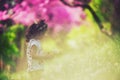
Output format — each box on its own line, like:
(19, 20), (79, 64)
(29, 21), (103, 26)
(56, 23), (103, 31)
(9, 24), (120, 80)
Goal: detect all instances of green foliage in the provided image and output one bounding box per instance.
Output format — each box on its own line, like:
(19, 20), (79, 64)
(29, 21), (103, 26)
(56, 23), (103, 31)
(0, 24), (25, 79)
(0, 24), (24, 66)
(90, 0), (114, 22)
(0, 71), (9, 80)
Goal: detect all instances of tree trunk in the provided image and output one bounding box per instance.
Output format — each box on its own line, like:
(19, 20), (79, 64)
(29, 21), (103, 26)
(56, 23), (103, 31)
(112, 0), (120, 34)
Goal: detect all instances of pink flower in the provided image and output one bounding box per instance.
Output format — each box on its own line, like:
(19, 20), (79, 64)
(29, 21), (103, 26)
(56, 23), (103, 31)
(0, 11), (9, 20)
(0, 0), (87, 32)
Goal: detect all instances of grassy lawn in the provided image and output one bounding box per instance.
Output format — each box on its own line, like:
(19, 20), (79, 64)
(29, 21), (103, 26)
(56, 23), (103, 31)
(9, 23), (120, 80)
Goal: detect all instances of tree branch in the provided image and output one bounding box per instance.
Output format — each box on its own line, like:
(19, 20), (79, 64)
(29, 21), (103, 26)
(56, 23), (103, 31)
(60, 0), (104, 30)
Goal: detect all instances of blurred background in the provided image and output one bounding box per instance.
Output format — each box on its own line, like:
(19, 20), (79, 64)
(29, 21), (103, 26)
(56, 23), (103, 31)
(0, 0), (120, 80)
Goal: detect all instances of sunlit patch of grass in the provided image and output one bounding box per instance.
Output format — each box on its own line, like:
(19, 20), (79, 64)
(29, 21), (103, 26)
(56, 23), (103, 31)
(9, 24), (120, 80)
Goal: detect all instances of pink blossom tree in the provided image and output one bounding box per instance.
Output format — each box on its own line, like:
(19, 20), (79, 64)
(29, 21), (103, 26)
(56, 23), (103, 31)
(0, 0), (86, 33)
